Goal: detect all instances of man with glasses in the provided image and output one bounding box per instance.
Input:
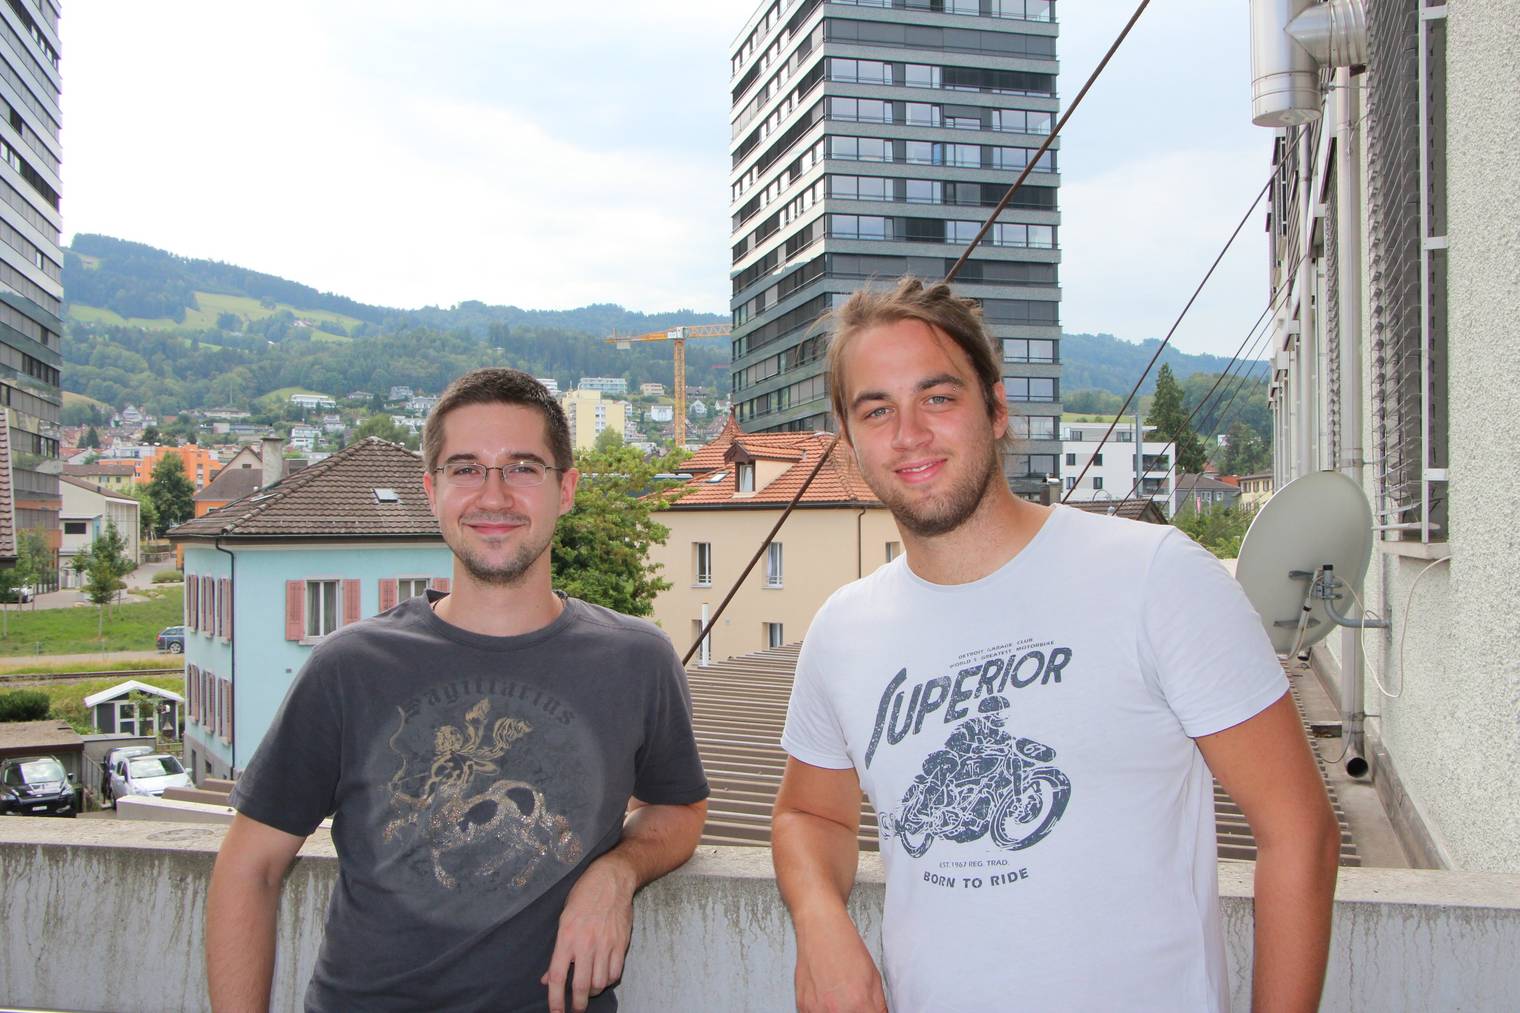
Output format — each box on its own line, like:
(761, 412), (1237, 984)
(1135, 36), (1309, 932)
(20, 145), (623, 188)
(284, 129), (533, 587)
(207, 368), (709, 1013)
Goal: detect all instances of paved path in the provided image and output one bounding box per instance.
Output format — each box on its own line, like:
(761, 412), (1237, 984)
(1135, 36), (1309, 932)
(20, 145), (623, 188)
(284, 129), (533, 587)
(0, 649), (175, 671)
(27, 561), (180, 611)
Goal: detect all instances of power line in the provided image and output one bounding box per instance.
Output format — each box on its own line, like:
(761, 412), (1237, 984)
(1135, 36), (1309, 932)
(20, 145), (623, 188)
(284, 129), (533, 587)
(1105, 242), (1312, 511)
(683, 0), (1156, 664)
(1058, 127), (1307, 504)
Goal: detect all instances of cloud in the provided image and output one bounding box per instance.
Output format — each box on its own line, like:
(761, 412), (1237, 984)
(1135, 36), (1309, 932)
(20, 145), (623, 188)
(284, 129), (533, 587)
(1059, 145), (1271, 354)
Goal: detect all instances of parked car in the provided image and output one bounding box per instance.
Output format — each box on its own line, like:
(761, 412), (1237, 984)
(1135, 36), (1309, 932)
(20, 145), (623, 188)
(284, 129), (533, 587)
(0, 755), (77, 817)
(100, 745), (155, 801)
(156, 625), (186, 653)
(0, 584), (34, 604)
(108, 753), (191, 803)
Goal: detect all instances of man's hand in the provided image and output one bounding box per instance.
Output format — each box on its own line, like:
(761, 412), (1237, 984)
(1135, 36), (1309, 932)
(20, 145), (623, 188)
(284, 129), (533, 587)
(793, 907), (888, 1013)
(541, 855), (635, 1013)
(542, 797), (705, 1012)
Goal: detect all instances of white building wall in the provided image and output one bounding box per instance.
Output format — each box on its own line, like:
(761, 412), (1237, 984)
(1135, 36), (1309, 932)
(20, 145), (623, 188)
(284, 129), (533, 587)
(1272, 2), (1520, 872)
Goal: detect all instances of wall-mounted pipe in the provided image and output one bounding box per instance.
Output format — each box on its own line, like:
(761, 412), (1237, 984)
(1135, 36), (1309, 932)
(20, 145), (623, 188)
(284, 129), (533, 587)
(1250, 0), (1368, 127)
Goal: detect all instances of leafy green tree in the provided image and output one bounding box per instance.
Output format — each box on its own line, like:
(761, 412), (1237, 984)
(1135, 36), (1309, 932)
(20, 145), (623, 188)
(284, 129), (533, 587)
(0, 690), (50, 722)
(354, 413), (409, 444)
(593, 427), (624, 452)
(1219, 420), (1270, 477)
(1172, 503), (1254, 560)
(81, 425), (101, 449)
(122, 484), (159, 540)
(15, 529), (50, 602)
(141, 425), (162, 445)
(147, 455), (196, 536)
(75, 522), (133, 638)
(551, 445), (680, 617)
(0, 565), (18, 637)
(1147, 364), (1207, 474)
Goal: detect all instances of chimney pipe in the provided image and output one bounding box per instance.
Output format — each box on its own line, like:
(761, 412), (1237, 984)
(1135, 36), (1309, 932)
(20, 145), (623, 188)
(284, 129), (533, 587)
(1250, 0), (1368, 128)
(260, 436), (284, 490)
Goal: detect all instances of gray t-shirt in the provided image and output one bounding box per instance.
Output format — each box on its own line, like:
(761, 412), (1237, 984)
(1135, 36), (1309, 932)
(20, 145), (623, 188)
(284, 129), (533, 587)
(231, 593), (709, 1013)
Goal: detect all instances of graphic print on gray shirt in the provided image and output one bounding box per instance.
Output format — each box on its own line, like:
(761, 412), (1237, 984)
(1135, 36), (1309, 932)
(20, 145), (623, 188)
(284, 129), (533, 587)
(231, 593), (709, 1012)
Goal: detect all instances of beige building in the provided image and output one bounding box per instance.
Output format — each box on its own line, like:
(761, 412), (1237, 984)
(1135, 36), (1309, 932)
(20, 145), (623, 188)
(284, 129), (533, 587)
(1236, 472), (1273, 511)
(560, 389), (628, 450)
(649, 418), (900, 663)
(59, 477), (140, 586)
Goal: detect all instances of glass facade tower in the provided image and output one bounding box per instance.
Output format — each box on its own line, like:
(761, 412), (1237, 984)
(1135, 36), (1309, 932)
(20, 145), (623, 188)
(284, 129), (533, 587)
(0, 0), (63, 576)
(728, 0), (1061, 494)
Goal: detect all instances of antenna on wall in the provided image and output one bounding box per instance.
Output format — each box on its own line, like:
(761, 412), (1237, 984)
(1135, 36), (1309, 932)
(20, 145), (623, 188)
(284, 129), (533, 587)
(1235, 471), (1391, 776)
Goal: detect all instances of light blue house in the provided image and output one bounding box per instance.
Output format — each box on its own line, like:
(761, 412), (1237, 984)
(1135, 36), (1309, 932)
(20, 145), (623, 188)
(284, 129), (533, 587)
(169, 438), (452, 781)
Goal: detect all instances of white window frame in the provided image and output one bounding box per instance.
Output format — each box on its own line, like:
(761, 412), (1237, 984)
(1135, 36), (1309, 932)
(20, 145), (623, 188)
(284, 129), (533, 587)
(693, 543), (712, 587)
(305, 579), (340, 638)
(765, 542), (783, 588)
(766, 622), (785, 650)
(397, 576), (431, 600)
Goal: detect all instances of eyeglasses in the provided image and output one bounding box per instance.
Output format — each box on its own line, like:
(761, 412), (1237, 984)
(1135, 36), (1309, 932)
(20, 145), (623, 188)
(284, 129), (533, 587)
(433, 460), (564, 489)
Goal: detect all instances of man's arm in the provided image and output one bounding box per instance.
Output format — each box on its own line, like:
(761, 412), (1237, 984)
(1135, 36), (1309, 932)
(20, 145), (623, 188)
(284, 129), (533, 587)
(772, 757), (886, 1013)
(1196, 692), (1340, 1013)
(206, 813), (308, 1013)
(542, 796), (707, 1013)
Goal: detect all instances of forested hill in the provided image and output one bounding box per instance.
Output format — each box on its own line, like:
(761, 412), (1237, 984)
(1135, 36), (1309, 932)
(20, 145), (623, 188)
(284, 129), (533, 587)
(61, 235), (730, 413)
(1061, 332), (1268, 395)
(64, 234), (728, 338)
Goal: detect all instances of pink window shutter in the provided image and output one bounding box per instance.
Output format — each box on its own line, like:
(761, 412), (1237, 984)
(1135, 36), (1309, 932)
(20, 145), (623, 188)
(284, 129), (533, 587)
(223, 577), (233, 640)
(379, 579), (398, 613)
(429, 577), (452, 593)
(285, 581), (305, 640)
(342, 580), (361, 626)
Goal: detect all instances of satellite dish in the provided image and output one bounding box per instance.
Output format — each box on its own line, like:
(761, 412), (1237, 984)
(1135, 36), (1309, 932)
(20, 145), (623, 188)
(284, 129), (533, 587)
(1236, 471), (1374, 655)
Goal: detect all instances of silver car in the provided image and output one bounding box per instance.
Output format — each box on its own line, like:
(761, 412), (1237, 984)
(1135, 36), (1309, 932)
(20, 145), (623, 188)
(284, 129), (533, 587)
(108, 753), (191, 803)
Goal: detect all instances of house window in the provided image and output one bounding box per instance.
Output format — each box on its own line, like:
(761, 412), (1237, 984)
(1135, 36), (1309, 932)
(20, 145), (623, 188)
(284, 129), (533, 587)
(1094, 454), (1103, 466)
(398, 577), (430, 600)
(766, 622), (785, 649)
(693, 543), (712, 587)
(1093, 477), (1104, 491)
(306, 580), (339, 638)
(885, 541), (901, 563)
(737, 462), (756, 493)
(1065, 453), (1076, 466)
(63, 520), (86, 535)
(766, 542), (783, 587)
(691, 619), (711, 667)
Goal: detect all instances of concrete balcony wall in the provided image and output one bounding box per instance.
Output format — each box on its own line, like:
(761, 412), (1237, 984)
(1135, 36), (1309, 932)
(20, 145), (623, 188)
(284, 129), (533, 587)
(3, 821), (1519, 1012)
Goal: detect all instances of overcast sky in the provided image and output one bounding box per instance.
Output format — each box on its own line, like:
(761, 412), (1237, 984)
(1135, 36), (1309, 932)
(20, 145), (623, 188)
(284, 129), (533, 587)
(60, 1), (1273, 357)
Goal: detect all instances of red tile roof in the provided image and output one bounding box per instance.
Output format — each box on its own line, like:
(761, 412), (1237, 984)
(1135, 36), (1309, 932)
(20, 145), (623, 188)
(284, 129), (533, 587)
(668, 428), (880, 508)
(169, 438), (442, 541)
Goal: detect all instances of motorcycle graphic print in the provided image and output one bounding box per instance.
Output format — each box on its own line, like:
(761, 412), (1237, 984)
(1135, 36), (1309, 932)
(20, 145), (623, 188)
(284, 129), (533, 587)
(884, 695), (1070, 858)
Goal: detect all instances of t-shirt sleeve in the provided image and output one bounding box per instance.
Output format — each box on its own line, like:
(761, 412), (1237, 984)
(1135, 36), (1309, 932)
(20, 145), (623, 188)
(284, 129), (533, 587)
(632, 639), (710, 806)
(1139, 528), (1289, 738)
(228, 645), (344, 837)
(780, 601), (854, 770)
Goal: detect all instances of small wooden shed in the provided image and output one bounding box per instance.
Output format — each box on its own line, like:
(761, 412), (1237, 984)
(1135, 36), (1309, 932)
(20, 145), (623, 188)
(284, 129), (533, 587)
(82, 680), (184, 737)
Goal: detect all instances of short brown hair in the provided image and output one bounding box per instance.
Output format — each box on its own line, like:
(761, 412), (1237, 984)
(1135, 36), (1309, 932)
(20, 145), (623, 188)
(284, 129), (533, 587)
(825, 276), (1005, 436)
(423, 368), (573, 472)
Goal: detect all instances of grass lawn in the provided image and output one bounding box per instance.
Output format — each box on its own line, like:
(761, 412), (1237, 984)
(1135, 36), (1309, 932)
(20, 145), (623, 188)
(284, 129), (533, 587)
(67, 292), (365, 336)
(0, 587), (183, 656)
(0, 658), (179, 676)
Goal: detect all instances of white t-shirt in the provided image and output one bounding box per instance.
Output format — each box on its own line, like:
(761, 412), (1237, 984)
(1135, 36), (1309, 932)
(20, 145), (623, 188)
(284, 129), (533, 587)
(782, 505), (1287, 1012)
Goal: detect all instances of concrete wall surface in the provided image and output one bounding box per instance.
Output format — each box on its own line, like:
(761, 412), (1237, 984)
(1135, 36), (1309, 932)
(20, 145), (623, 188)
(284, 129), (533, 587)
(3, 821), (1520, 1012)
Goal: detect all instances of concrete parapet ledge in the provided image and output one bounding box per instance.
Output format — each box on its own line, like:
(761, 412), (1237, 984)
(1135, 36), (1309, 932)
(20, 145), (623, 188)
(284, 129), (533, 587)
(2, 821), (1518, 1012)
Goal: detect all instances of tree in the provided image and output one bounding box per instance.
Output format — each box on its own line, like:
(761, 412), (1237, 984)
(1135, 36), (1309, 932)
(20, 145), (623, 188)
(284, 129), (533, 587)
(550, 445), (680, 617)
(147, 454), (196, 536)
(81, 425), (101, 449)
(75, 522), (133, 639)
(1146, 364), (1207, 474)
(15, 530), (50, 605)
(594, 426), (624, 452)
(141, 425), (162, 445)
(123, 484), (159, 541)
(1219, 419), (1270, 477)
(353, 413), (409, 444)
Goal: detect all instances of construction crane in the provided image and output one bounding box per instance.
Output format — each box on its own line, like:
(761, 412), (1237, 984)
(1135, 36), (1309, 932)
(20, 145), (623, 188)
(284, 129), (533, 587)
(606, 323), (731, 448)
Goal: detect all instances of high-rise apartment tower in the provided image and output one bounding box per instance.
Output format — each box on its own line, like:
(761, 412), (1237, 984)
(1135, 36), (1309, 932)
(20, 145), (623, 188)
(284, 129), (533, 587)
(727, 0), (1061, 494)
(0, 0), (63, 576)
